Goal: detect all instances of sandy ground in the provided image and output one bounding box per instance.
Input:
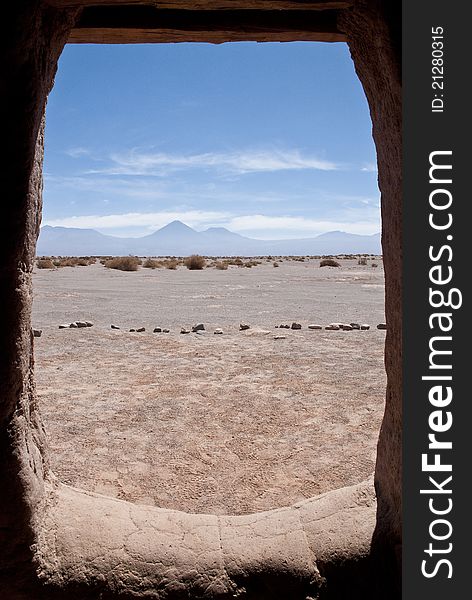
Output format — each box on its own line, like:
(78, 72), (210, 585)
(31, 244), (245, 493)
(32, 258), (386, 515)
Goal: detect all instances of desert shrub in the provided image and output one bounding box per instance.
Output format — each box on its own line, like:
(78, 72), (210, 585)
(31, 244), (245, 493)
(358, 256), (368, 266)
(214, 261), (228, 270)
(164, 258), (179, 270)
(320, 258), (341, 268)
(371, 262), (378, 268)
(104, 256), (141, 271)
(226, 257), (243, 266)
(273, 262), (279, 268)
(143, 258), (160, 269)
(184, 255), (206, 270)
(75, 257), (90, 266)
(36, 258), (55, 269)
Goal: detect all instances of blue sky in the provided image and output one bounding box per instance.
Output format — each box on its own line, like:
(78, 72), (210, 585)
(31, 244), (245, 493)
(43, 42), (380, 239)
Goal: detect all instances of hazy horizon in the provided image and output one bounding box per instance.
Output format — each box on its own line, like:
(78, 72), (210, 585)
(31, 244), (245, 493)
(40, 219), (381, 241)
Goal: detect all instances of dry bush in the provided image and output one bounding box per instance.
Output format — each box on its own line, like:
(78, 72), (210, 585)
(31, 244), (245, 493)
(358, 256), (368, 266)
(36, 258), (55, 269)
(76, 257), (93, 266)
(164, 258), (179, 270)
(371, 262), (378, 268)
(226, 257), (243, 266)
(184, 255), (206, 270)
(273, 262), (279, 268)
(143, 258), (160, 269)
(320, 258), (341, 268)
(104, 256), (141, 271)
(214, 261), (228, 270)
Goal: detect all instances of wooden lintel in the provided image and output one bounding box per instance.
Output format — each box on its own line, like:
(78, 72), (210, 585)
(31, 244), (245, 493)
(69, 7), (345, 43)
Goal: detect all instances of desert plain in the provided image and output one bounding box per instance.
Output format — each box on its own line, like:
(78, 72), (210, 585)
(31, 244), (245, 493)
(32, 257), (386, 515)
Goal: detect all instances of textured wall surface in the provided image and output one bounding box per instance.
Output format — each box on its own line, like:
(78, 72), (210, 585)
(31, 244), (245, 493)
(339, 3), (402, 595)
(0, 1), (401, 598)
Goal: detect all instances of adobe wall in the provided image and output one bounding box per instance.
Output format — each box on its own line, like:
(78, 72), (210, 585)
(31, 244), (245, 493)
(0, 1), (401, 598)
(339, 1), (402, 594)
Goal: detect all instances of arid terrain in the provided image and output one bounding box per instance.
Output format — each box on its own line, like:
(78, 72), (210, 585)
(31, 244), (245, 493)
(32, 257), (386, 515)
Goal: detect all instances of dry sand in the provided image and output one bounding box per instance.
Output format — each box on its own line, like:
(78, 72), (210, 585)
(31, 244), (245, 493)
(32, 258), (386, 515)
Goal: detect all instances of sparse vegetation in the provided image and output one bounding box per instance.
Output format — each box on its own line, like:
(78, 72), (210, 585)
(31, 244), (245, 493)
(36, 258), (55, 269)
(358, 256), (368, 266)
(273, 262), (279, 268)
(320, 258), (341, 268)
(214, 261), (228, 270)
(226, 257), (243, 267)
(104, 256), (141, 271)
(164, 258), (179, 270)
(184, 255), (206, 270)
(143, 258), (160, 269)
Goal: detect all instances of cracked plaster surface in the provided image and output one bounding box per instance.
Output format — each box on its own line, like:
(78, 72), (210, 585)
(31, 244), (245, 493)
(33, 478), (374, 597)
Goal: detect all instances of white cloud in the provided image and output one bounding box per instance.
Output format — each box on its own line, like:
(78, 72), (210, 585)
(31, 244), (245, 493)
(65, 147), (92, 158)
(227, 214), (380, 238)
(361, 162), (377, 173)
(44, 210), (232, 232)
(87, 148), (340, 176)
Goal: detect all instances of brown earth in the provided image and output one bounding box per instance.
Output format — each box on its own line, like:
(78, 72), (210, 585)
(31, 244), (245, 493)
(32, 257), (386, 515)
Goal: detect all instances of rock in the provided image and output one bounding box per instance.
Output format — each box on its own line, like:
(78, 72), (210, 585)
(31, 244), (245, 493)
(342, 324), (353, 331)
(291, 322), (302, 330)
(162, 328), (170, 333)
(59, 324), (69, 329)
(192, 323), (205, 332)
(129, 328), (136, 332)
(85, 321), (94, 328)
(180, 328), (190, 334)
(350, 323), (361, 330)
(377, 323), (387, 330)
(136, 327), (145, 332)
(111, 324), (120, 330)
(33, 329), (42, 337)
(308, 324), (322, 330)
(361, 324), (370, 330)
(273, 335), (286, 340)
(325, 325), (340, 331)
(214, 328), (223, 335)
(153, 327), (162, 333)
(274, 325), (279, 328)
(239, 323), (250, 331)
(69, 322), (78, 328)
(75, 321), (88, 328)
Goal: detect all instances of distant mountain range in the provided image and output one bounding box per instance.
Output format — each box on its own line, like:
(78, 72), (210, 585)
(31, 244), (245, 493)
(37, 221), (382, 257)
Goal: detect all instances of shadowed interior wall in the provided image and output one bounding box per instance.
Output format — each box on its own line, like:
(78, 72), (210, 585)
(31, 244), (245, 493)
(339, 1), (401, 594)
(0, 1), (401, 598)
